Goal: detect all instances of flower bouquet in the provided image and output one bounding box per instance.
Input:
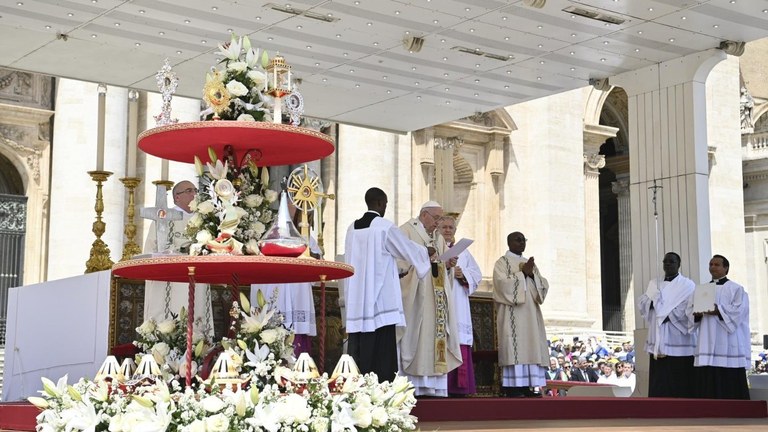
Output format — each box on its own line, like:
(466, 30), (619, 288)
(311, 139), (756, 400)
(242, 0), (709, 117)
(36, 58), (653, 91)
(203, 34), (272, 122)
(186, 146), (277, 255)
(31, 292), (419, 431)
(134, 308), (212, 380)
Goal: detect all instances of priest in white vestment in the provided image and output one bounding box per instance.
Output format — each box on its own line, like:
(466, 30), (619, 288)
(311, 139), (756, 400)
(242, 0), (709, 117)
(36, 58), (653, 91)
(397, 201), (462, 397)
(638, 251), (697, 397)
(343, 187), (431, 383)
(251, 235), (322, 356)
(144, 180), (214, 339)
(437, 215), (481, 396)
(689, 254), (751, 400)
(492, 231), (549, 398)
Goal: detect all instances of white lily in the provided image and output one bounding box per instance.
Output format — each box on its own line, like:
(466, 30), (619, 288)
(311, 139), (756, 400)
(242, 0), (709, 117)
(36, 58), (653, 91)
(244, 340), (270, 367)
(218, 34), (241, 61)
(206, 159), (228, 180)
(246, 47), (261, 69)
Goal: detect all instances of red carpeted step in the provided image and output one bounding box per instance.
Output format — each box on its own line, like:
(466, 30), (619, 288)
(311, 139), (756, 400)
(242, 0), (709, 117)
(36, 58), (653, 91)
(411, 397), (768, 422)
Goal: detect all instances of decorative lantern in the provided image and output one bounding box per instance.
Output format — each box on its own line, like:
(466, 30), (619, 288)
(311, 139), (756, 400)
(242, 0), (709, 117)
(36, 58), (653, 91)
(119, 358), (136, 379)
(266, 54), (292, 98)
(95, 356), (125, 383)
(329, 354), (360, 382)
(207, 351), (243, 391)
(292, 352), (320, 382)
(266, 54), (292, 124)
(133, 354), (162, 381)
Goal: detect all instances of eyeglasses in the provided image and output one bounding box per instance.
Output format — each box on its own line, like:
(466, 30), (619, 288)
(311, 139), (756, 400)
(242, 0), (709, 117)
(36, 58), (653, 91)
(424, 211), (442, 221)
(512, 236), (528, 242)
(175, 187), (197, 196)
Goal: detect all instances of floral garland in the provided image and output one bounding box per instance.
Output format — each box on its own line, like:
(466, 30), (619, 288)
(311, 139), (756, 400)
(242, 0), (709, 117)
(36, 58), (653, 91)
(203, 34), (272, 122)
(31, 294), (418, 432)
(186, 147), (277, 255)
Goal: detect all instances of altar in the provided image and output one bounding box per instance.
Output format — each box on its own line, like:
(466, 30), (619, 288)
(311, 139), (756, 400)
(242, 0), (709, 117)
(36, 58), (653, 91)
(2, 271), (111, 402)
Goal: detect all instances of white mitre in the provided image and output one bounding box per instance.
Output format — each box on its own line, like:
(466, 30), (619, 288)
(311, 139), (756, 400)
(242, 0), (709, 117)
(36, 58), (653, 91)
(420, 200), (442, 210)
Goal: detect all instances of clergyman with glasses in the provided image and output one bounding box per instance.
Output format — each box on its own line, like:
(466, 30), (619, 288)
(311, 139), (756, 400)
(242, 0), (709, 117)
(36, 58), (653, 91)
(493, 231), (550, 398)
(143, 180), (214, 340)
(397, 201), (462, 397)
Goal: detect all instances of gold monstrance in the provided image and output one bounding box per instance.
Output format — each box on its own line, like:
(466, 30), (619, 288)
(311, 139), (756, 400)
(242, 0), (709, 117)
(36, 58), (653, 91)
(286, 165), (333, 258)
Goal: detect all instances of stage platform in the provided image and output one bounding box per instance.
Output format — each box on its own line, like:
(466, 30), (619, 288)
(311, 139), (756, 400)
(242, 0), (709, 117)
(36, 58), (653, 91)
(1, 397), (765, 431)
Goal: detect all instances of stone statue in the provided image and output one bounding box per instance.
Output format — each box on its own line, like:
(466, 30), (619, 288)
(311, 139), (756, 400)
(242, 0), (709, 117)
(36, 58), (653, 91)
(740, 86), (755, 133)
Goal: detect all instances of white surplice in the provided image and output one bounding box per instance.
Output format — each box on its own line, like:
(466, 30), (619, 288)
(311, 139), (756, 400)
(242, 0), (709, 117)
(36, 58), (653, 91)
(452, 248), (482, 346)
(638, 274), (697, 357)
(342, 216), (430, 333)
(251, 236), (322, 336)
(143, 206), (214, 339)
(689, 279), (751, 369)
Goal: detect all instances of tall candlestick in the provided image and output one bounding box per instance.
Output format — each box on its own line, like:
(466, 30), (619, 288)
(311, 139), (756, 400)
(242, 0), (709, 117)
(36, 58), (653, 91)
(161, 159), (169, 181)
(96, 83), (107, 171)
(126, 89), (139, 177)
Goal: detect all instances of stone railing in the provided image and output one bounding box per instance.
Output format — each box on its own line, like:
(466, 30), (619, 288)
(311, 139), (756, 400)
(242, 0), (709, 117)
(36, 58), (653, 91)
(745, 131), (768, 159)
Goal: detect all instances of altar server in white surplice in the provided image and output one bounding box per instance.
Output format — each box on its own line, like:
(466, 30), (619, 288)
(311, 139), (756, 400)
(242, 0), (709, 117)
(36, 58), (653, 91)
(638, 252), (697, 398)
(398, 201), (462, 397)
(493, 231), (549, 398)
(251, 235), (322, 356)
(343, 187), (431, 383)
(143, 180), (214, 339)
(689, 254), (751, 400)
(437, 215), (481, 396)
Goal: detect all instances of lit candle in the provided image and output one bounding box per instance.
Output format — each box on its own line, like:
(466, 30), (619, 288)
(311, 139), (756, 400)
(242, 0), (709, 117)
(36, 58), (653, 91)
(161, 159), (169, 181)
(96, 83), (107, 171)
(126, 89), (139, 177)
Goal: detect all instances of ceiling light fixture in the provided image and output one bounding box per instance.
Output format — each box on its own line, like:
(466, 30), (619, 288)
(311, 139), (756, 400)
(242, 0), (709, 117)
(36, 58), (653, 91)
(403, 35), (425, 53)
(562, 5), (625, 25)
(451, 46), (513, 62)
(523, 0), (546, 8)
(265, 3), (340, 22)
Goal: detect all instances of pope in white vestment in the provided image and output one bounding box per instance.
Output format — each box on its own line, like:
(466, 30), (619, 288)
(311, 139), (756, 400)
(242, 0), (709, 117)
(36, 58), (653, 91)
(397, 202), (462, 397)
(143, 181), (214, 339)
(492, 232), (549, 398)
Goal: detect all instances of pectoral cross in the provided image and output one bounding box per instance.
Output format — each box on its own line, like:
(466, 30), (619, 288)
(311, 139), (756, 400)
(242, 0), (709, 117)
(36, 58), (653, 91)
(141, 183), (183, 253)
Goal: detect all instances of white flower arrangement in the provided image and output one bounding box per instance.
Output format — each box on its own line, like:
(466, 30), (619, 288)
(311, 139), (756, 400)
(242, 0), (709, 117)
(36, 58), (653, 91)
(133, 308), (211, 379)
(186, 147), (277, 255)
(32, 293), (418, 432)
(202, 34), (272, 122)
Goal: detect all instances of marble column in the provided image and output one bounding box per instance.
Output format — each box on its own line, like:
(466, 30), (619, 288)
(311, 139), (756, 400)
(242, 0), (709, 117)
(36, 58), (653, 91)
(612, 175), (633, 330)
(583, 152), (606, 329)
(611, 49), (726, 329)
(583, 124), (616, 329)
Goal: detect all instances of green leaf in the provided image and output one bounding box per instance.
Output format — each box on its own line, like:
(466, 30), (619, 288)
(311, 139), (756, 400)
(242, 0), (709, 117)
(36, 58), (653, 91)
(207, 146), (218, 163)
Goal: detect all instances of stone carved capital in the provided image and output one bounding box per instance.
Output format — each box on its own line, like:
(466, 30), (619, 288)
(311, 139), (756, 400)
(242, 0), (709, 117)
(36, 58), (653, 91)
(300, 117), (332, 132)
(434, 136), (463, 151)
(611, 178), (630, 197)
(583, 152), (606, 174)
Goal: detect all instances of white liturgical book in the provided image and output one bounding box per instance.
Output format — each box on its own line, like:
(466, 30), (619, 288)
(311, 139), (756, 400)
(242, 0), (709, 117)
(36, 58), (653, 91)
(692, 282), (717, 313)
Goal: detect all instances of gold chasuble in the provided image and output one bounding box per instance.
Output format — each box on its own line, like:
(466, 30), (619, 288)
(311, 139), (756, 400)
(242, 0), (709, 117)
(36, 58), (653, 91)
(397, 218), (461, 377)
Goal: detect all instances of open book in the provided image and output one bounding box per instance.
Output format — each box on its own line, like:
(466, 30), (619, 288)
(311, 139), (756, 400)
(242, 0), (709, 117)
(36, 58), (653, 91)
(692, 282), (717, 313)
